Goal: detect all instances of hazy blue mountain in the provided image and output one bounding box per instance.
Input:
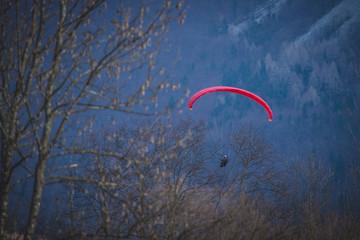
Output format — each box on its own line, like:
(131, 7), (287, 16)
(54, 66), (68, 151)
(169, 0), (360, 169)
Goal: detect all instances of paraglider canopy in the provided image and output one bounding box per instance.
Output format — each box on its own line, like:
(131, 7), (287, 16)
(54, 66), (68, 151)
(188, 86), (273, 121)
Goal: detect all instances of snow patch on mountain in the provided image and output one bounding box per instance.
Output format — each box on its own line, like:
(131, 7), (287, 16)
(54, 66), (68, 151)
(228, 0), (287, 40)
(253, 0), (287, 24)
(294, 0), (360, 46)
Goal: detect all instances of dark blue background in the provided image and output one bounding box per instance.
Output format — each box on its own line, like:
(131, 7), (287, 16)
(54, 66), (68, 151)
(163, 0), (360, 175)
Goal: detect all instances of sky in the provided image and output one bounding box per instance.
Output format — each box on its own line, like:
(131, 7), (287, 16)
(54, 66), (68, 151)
(161, 0), (360, 175)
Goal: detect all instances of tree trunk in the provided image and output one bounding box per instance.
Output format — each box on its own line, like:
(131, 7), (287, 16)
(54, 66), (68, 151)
(24, 87), (55, 239)
(24, 156), (47, 240)
(0, 183), (10, 238)
(0, 148), (13, 239)
(0, 127), (15, 239)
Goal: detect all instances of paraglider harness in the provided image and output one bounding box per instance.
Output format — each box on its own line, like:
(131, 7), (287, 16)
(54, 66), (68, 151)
(219, 155), (229, 167)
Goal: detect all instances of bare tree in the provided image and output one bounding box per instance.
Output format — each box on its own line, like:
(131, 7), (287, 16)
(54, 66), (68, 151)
(277, 155), (335, 238)
(199, 125), (286, 239)
(347, 64), (360, 216)
(55, 119), (212, 239)
(337, 64), (360, 239)
(50, 120), (298, 240)
(0, 0), (186, 239)
(211, 125), (277, 212)
(276, 153), (360, 239)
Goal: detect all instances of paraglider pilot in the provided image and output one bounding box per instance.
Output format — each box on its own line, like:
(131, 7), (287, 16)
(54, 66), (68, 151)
(220, 155), (229, 167)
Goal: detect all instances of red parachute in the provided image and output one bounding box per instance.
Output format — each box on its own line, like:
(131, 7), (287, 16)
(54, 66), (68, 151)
(188, 86), (273, 121)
